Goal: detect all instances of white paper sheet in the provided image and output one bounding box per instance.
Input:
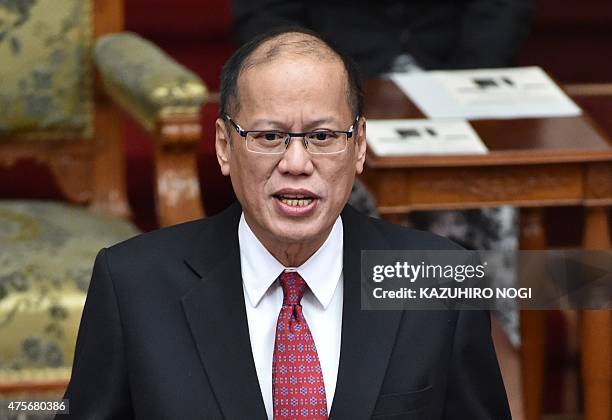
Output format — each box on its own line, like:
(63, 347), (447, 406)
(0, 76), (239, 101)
(367, 119), (487, 156)
(390, 67), (582, 119)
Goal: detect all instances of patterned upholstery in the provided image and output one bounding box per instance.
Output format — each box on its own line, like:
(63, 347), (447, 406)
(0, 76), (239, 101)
(0, 201), (138, 386)
(0, 0), (208, 395)
(94, 32), (208, 131)
(0, 0), (93, 139)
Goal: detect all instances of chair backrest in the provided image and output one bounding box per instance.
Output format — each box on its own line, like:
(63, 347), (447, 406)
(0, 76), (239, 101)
(1, 1), (92, 138)
(0, 0), (129, 218)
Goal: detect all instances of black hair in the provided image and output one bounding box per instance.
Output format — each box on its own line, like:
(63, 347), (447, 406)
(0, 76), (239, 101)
(219, 26), (364, 119)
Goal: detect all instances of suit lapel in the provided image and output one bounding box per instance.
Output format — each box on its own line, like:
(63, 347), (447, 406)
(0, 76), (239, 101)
(330, 207), (404, 420)
(182, 203), (267, 419)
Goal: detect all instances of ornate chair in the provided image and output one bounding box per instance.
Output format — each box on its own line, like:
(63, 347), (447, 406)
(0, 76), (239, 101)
(0, 0), (207, 396)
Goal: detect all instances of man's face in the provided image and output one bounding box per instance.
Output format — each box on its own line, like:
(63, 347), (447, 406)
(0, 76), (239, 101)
(215, 54), (366, 257)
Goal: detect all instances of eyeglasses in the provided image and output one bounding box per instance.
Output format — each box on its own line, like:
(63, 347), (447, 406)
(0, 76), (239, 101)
(224, 114), (359, 155)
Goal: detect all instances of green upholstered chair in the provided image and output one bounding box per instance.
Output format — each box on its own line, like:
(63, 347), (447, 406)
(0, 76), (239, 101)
(0, 0), (208, 395)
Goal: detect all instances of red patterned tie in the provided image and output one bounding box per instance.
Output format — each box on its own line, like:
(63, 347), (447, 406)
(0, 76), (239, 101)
(272, 271), (328, 419)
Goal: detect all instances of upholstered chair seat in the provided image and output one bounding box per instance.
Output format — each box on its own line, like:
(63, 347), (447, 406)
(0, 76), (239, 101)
(0, 201), (138, 387)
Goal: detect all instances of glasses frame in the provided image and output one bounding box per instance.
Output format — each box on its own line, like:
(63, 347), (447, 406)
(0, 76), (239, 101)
(224, 114), (360, 155)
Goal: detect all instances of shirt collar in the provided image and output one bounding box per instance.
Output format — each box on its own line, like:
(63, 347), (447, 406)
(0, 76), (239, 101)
(238, 213), (343, 309)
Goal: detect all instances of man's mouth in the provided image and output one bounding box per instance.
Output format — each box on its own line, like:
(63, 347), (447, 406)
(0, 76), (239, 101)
(274, 194), (315, 207)
(273, 189), (319, 216)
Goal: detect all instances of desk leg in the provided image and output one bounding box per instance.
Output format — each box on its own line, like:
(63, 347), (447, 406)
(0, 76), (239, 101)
(582, 206), (611, 420)
(519, 208), (547, 420)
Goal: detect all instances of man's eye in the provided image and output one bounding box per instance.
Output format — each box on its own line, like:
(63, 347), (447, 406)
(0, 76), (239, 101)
(252, 132), (284, 141)
(310, 132), (336, 141)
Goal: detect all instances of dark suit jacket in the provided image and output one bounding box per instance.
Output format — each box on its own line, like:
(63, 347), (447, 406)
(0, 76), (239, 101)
(62, 203), (510, 419)
(233, 0), (532, 77)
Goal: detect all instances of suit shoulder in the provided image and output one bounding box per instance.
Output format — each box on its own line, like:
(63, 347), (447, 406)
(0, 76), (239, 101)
(105, 208), (233, 264)
(354, 211), (462, 251)
(108, 218), (204, 256)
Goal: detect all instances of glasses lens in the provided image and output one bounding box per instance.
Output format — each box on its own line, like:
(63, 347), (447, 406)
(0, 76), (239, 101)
(305, 131), (348, 154)
(247, 131), (287, 153)
(244, 131), (349, 154)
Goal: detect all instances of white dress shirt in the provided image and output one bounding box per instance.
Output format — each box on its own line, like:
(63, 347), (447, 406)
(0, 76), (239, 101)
(239, 213), (344, 420)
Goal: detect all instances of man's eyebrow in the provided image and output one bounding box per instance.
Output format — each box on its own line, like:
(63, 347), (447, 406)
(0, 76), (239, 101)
(248, 119), (286, 129)
(249, 117), (340, 130)
(305, 118), (339, 129)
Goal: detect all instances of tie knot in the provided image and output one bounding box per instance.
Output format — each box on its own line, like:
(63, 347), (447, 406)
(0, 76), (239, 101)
(279, 271), (307, 306)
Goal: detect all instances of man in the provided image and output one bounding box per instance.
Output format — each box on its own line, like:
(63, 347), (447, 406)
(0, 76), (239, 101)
(234, 5), (530, 418)
(62, 29), (510, 419)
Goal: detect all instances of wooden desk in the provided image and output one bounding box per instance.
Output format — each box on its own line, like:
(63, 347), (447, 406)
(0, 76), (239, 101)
(360, 80), (612, 420)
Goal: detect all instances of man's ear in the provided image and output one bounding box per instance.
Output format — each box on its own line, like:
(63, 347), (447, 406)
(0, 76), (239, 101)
(354, 117), (367, 174)
(215, 118), (231, 176)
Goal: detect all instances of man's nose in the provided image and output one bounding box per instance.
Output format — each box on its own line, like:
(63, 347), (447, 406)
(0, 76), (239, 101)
(277, 137), (314, 175)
